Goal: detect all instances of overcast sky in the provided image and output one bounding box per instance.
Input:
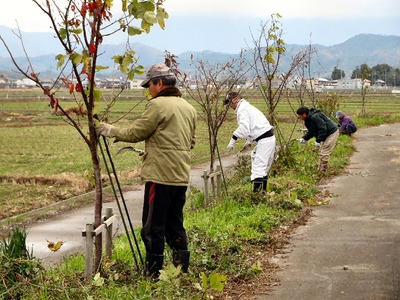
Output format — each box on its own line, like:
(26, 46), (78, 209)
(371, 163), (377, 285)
(0, 0), (399, 54)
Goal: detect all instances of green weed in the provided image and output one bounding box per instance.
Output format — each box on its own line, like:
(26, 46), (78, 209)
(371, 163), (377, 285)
(0, 227), (43, 299)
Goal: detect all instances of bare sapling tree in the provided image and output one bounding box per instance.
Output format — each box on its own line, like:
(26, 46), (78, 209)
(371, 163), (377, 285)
(250, 14), (316, 142)
(166, 51), (252, 197)
(288, 42), (319, 110)
(360, 65), (371, 117)
(0, 0), (168, 274)
(250, 14), (318, 169)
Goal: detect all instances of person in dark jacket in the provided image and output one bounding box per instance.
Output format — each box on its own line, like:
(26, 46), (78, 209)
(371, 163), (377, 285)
(336, 110), (357, 135)
(297, 106), (339, 172)
(98, 63), (197, 278)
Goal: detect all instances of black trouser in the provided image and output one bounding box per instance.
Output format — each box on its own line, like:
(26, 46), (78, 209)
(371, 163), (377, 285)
(141, 182), (188, 255)
(344, 124), (357, 134)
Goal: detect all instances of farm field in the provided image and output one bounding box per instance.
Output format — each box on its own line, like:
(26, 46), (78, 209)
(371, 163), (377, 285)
(1, 88), (400, 226)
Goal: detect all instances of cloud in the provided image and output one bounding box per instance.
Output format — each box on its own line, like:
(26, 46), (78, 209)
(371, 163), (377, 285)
(167, 0), (400, 19)
(1, 1), (54, 32)
(2, 0), (399, 33)
(1, 0), (398, 54)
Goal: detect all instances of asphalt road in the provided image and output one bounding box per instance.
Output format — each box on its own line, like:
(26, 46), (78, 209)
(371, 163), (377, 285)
(256, 123), (400, 300)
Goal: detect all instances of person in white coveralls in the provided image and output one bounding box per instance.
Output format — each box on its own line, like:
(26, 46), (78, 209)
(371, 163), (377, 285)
(225, 92), (276, 192)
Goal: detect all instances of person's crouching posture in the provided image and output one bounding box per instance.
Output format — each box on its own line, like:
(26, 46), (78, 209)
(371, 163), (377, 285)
(297, 106), (339, 172)
(336, 110), (357, 135)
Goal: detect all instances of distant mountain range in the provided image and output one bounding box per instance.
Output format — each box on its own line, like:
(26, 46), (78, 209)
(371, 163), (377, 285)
(0, 25), (399, 79)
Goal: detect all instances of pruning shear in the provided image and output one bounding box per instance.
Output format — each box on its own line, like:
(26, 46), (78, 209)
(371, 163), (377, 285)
(116, 146), (145, 156)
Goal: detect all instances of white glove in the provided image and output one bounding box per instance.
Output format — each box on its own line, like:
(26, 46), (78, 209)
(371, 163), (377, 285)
(298, 138), (306, 144)
(315, 142), (321, 148)
(98, 123), (116, 137)
(227, 138), (236, 150)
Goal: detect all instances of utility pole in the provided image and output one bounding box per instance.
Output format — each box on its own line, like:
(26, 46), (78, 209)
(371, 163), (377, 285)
(384, 68), (387, 84)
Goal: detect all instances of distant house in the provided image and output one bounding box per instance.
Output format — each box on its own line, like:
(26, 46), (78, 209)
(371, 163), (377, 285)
(103, 78), (123, 89)
(127, 79), (144, 89)
(304, 77), (329, 92)
(249, 76), (283, 89)
(336, 78), (364, 90)
(0, 78), (9, 89)
(373, 79), (386, 87)
(15, 78), (36, 88)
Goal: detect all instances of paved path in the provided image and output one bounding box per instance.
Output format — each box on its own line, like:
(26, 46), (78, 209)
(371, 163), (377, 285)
(257, 123), (400, 300)
(25, 153), (238, 266)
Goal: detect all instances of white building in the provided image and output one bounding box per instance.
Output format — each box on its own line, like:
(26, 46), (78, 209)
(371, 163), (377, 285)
(128, 79), (144, 89)
(15, 78), (37, 88)
(336, 78), (370, 90)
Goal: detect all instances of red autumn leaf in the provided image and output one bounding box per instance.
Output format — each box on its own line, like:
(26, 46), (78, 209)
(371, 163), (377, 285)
(80, 3), (87, 17)
(69, 83), (75, 94)
(87, 3), (92, 12)
(49, 94), (57, 108)
(89, 43), (97, 54)
(60, 77), (70, 88)
(75, 83), (83, 92)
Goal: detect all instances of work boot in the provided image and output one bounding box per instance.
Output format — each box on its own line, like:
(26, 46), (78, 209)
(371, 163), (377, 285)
(262, 176), (268, 192)
(252, 177), (264, 192)
(172, 250), (190, 273)
(144, 253), (164, 278)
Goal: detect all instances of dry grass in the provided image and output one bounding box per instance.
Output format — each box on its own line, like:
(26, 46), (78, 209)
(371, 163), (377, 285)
(0, 173), (91, 219)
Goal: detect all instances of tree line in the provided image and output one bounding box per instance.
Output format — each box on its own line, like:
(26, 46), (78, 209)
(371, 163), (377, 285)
(331, 64), (400, 86)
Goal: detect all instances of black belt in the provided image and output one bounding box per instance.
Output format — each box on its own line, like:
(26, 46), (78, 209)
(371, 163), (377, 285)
(255, 128), (274, 142)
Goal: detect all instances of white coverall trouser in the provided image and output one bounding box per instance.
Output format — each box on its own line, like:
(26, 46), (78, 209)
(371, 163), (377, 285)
(250, 135), (276, 181)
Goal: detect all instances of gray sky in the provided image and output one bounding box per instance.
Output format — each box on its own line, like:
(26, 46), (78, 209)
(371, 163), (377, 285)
(1, 0), (399, 54)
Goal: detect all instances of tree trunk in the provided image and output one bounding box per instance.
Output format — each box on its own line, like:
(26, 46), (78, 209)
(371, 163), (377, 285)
(89, 127), (103, 274)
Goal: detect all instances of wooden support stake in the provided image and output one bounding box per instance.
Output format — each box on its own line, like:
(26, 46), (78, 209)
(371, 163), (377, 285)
(202, 170), (209, 206)
(82, 208), (117, 279)
(216, 165), (222, 198)
(84, 223), (94, 279)
(105, 208), (113, 259)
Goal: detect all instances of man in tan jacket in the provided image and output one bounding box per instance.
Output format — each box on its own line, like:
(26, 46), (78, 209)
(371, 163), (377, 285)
(98, 64), (197, 277)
